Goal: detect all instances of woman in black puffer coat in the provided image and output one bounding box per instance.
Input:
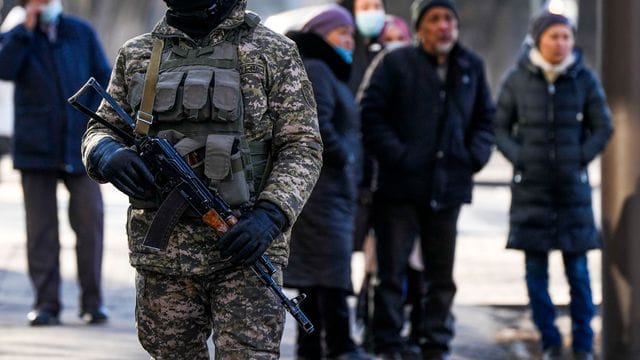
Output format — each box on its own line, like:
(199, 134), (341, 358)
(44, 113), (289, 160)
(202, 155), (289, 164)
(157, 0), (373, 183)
(495, 12), (612, 360)
(283, 5), (372, 360)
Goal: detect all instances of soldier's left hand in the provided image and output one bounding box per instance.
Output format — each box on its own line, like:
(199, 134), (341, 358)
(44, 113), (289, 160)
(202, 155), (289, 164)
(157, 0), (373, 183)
(218, 200), (288, 266)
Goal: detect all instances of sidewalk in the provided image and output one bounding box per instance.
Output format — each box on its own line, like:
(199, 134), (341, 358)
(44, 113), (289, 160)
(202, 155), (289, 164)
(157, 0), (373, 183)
(0, 155), (603, 359)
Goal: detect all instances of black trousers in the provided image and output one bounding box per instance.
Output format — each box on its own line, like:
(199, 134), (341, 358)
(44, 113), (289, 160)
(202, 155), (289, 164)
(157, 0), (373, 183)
(296, 286), (357, 359)
(21, 170), (104, 314)
(372, 196), (460, 354)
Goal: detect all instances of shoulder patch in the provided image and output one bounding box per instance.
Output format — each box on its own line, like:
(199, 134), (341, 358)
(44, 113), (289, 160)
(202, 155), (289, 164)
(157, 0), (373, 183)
(302, 80), (317, 110)
(241, 63), (264, 75)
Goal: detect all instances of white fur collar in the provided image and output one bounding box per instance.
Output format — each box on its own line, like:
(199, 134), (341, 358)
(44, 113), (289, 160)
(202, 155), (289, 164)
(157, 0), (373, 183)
(529, 47), (576, 83)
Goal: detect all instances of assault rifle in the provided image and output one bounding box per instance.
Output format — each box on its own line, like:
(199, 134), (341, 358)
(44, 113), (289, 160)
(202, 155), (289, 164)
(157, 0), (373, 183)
(68, 77), (314, 334)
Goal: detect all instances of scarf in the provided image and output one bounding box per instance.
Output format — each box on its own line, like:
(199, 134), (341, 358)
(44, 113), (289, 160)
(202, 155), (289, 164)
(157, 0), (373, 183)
(529, 47), (576, 83)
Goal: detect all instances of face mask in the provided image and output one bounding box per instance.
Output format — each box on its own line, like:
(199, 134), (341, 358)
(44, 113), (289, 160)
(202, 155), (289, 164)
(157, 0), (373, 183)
(334, 46), (353, 65)
(40, 0), (63, 24)
(355, 10), (385, 38)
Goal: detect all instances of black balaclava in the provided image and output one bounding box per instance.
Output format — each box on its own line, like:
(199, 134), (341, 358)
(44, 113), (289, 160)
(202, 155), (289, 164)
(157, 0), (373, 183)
(164, 0), (239, 39)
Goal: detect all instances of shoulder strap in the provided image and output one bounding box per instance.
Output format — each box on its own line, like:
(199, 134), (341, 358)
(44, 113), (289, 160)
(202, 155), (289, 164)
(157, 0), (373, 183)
(244, 11), (261, 29)
(227, 12), (260, 44)
(135, 38), (165, 136)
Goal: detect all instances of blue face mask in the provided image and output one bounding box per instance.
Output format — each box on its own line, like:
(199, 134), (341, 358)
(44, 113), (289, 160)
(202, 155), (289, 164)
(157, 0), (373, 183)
(40, 0), (63, 24)
(334, 46), (353, 65)
(355, 9), (385, 38)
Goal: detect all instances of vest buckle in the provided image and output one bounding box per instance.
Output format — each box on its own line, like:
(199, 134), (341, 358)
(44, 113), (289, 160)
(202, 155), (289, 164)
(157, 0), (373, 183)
(135, 110), (155, 135)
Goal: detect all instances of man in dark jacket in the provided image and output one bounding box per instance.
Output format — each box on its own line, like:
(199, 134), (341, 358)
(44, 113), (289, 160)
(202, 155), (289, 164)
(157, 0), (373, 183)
(0, 0), (111, 325)
(359, 0), (494, 358)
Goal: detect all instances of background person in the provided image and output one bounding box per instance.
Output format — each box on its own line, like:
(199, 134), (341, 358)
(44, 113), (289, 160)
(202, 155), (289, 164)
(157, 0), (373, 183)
(359, 0), (495, 358)
(337, 0), (386, 272)
(377, 17), (427, 352)
(0, 5), (25, 182)
(378, 14), (411, 49)
(0, 0), (111, 326)
(495, 11), (612, 360)
(353, 11), (415, 353)
(283, 5), (372, 360)
(335, 5), (385, 340)
(337, 0), (386, 94)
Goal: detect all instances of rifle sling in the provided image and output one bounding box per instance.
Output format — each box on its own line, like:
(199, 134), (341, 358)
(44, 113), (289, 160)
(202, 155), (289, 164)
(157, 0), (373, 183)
(135, 38), (164, 136)
(142, 187), (190, 250)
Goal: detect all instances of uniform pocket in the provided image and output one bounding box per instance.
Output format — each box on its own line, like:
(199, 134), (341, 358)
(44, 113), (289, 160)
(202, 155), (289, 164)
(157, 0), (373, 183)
(154, 71), (185, 121)
(204, 134), (235, 181)
(212, 69), (241, 122)
(218, 151), (251, 207)
(183, 69), (213, 121)
(204, 134), (251, 207)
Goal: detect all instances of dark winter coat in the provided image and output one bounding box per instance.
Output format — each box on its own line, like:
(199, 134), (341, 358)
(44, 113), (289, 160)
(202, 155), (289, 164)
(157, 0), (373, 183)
(283, 32), (361, 291)
(360, 43), (495, 209)
(495, 48), (613, 252)
(0, 16), (111, 173)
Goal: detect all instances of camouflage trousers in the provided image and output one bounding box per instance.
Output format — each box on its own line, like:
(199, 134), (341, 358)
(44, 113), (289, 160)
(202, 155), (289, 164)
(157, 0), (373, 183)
(135, 265), (285, 359)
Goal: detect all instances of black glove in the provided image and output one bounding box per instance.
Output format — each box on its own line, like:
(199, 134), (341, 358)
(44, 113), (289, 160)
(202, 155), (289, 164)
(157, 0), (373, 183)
(217, 200), (288, 266)
(90, 138), (156, 199)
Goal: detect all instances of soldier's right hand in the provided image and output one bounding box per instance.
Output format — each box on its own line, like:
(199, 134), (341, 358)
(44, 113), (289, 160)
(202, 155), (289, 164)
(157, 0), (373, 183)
(90, 139), (156, 199)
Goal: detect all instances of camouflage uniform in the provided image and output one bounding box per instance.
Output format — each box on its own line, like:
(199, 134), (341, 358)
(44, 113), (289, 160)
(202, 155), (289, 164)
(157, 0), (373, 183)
(81, 1), (322, 358)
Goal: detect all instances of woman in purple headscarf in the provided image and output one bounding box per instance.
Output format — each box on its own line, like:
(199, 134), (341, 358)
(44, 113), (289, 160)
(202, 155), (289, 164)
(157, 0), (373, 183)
(283, 5), (373, 360)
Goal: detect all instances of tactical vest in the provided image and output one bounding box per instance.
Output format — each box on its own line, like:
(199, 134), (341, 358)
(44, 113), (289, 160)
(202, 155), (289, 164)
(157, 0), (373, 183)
(127, 14), (268, 209)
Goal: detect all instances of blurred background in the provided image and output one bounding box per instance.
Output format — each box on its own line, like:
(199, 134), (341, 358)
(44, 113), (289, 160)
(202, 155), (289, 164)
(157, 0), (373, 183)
(0, 0), (598, 94)
(1, 1), (633, 358)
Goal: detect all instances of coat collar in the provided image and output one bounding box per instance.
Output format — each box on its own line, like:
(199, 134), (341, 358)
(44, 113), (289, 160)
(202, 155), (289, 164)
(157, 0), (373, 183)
(416, 43), (472, 71)
(518, 44), (584, 79)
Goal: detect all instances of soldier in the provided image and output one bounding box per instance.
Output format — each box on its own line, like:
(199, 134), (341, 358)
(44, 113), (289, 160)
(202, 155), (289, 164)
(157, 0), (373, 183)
(81, 0), (323, 358)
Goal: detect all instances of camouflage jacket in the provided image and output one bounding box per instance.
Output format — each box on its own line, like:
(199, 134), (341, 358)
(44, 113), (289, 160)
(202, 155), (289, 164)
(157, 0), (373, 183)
(81, 1), (322, 275)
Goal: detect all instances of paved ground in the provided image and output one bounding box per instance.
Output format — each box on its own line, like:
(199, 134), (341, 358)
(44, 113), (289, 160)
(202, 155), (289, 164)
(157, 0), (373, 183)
(0, 154), (603, 359)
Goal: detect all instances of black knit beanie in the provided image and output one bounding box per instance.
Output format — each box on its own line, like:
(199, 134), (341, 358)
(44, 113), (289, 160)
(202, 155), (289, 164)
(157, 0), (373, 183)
(530, 11), (575, 47)
(411, 0), (458, 29)
(163, 0), (217, 11)
(164, 0), (239, 39)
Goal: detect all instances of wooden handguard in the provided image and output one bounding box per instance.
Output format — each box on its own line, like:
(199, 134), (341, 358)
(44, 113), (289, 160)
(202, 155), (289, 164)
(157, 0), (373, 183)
(202, 210), (230, 235)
